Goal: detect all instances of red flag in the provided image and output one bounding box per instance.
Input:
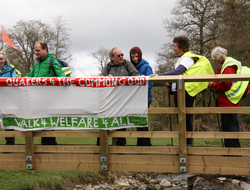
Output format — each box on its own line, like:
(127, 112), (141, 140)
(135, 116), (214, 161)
(2, 27), (18, 50)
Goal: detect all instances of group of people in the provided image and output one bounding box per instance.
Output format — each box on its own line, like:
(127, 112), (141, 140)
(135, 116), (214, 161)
(151, 36), (249, 148)
(1, 35), (248, 148)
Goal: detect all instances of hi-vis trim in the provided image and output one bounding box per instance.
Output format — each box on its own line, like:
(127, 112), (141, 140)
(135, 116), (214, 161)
(222, 61), (243, 99)
(221, 61), (240, 71)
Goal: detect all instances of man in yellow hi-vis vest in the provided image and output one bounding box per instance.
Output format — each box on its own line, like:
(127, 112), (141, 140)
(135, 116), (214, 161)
(209, 46), (250, 148)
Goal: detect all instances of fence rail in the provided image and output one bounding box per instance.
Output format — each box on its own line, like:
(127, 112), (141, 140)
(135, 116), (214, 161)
(1, 74), (250, 175)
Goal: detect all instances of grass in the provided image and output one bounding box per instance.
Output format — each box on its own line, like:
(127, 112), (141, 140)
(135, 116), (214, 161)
(0, 170), (116, 190)
(1, 136), (249, 147)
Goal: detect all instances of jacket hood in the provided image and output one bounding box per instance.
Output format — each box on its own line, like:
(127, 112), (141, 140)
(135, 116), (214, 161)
(130, 47), (142, 67)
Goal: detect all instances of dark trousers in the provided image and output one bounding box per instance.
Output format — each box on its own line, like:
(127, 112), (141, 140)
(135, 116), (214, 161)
(41, 130), (57, 145)
(116, 128), (126, 146)
(41, 137), (57, 145)
(173, 91), (196, 145)
(221, 114), (241, 147)
(137, 127), (151, 146)
(5, 129), (15, 145)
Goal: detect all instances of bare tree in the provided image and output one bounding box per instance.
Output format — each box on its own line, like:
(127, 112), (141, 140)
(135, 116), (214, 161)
(218, 0), (250, 65)
(1, 17), (73, 76)
(90, 47), (110, 73)
(164, 0), (222, 56)
(50, 16), (73, 62)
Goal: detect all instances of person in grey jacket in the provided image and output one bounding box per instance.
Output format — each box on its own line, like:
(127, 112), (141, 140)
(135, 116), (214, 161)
(101, 47), (140, 77)
(99, 47), (140, 146)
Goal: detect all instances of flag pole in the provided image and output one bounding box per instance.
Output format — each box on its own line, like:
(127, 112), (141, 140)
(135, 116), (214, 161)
(2, 26), (5, 54)
(3, 41), (5, 54)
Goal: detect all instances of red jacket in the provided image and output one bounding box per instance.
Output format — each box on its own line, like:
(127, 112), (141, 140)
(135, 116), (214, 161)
(212, 66), (249, 107)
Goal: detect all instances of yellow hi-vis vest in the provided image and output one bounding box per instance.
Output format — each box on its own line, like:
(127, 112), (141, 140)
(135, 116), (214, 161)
(179, 51), (214, 97)
(221, 57), (250, 104)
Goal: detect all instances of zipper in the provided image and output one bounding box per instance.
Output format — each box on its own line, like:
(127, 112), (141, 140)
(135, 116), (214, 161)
(36, 62), (41, 77)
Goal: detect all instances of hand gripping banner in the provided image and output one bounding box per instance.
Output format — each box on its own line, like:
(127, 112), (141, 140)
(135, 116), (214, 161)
(0, 77), (148, 131)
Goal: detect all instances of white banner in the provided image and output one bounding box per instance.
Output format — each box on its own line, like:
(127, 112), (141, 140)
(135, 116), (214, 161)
(0, 77), (148, 131)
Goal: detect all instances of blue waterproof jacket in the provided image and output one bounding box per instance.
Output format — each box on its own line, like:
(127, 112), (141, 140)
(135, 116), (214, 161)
(136, 59), (153, 105)
(0, 64), (18, 78)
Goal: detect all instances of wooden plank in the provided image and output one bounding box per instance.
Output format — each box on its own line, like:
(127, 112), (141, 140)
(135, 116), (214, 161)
(187, 155), (250, 175)
(108, 131), (179, 138)
(188, 165), (250, 175)
(148, 76), (179, 86)
(109, 155), (179, 172)
(148, 107), (250, 115)
(186, 131), (250, 139)
(109, 155), (179, 164)
(34, 145), (100, 153)
(0, 161), (26, 170)
(0, 153), (25, 161)
(109, 163), (180, 173)
(187, 147), (250, 156)
(33, 131), (100, 137)
(35, 162), (100, 171)
(34, 154), (100, 171)
(0, 145), (26, 153)
(149, 107), (250, 116)
(148, 107), (178, 114)
(186, 107), (250, 114)
(149, 74), (250, 85)
(0, 153), (26, 169)
(35, 153), (100, 162)
(188, 155), (249, 168)
(0, 131), (25, 137)
(109, 146), (179, 154)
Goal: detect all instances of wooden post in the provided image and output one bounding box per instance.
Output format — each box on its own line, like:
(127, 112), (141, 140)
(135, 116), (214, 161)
(112, 138), (118, 146)
(100, 130), (109, 171)
(25, 131), (34, 170)
(177, 76), (187, 173)
(192, 100), (195, 131)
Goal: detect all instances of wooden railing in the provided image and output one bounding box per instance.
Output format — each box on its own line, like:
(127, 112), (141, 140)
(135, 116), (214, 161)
(1, 74), (250, 175)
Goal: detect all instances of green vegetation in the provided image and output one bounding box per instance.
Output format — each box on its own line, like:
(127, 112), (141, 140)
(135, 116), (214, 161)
(0, 170), (116, 190)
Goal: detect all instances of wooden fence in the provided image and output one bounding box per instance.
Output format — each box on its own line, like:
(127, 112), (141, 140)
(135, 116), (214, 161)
(1, 74), (250, 175)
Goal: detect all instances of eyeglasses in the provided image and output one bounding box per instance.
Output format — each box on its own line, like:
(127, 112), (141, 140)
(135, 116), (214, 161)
(116, 54), (124, 58)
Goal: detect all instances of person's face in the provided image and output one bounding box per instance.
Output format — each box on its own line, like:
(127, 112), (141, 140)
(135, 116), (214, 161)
(131, 53), (139, 64)
(111, 49), (124, 65)
(173, 43), (184, 57)
(0, 54), (5, 67)
(34, 43), (47, 59)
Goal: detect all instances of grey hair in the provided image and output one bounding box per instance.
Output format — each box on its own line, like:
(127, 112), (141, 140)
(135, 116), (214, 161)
(211, 46), (228, 61)
(109, 47), (117, 61)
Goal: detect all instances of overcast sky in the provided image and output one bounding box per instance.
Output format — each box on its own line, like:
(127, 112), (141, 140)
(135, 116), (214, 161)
(1, 0), (177, 77)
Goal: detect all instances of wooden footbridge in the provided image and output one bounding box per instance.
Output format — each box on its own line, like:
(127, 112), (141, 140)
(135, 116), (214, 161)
(1, 74), (250, 175)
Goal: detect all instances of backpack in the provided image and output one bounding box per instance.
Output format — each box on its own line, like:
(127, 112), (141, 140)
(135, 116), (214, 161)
(49, 58), (71, 77)
(107, 60), (129, 74)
